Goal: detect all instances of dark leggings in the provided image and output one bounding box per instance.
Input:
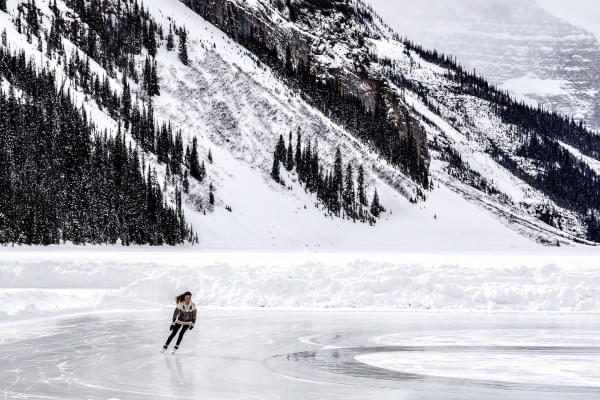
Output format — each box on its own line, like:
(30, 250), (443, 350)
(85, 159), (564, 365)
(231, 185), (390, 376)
(164, 323), (189, 348)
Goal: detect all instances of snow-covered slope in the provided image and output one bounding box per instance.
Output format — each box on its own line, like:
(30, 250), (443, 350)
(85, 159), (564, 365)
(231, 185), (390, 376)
(131, 0), (600, 248)
(0, 0), (598, 249)
(137, 0), (558, 250)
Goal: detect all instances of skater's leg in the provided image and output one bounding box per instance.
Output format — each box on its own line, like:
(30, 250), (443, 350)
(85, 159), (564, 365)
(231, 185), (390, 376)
(164, 324), (182, 348)
(174, 325), (190, 348)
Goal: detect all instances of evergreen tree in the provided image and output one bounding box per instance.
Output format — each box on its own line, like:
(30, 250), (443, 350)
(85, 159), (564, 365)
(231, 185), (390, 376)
(182, 171), (189, 193)
(271, 151), (280, 183)
(370, 189), (382, 218)
(86, 28), (97, 59)
(151, 59), (160, 95)
(295, 131), (302, 173)
(189, 137), (203, 181)
(147, 21), (157, 57)
(178, 28), (189, 65)
(143, 56), (151, 94)
(156, 124), (170, 164)
(332, 147), (343, 214)
(286, 132), (294, 171)
(185, 145), (191, 166)
(143, 56), (160, 97)
(170, 129), (184, 175)
(47, 21), (57, 56)
(166, 25), (175, 51)
(357, 164), (367, 206)
(343, 163), (355, 220)
(209, 182), (215, 205)
(0, 0), (6, 12)
(275, 134), (286, 164)
(26, 0), (40, 35)
(310, 140), (319, 192)
(208, 149), (213, 163)
(587, 213), (600, 242)
(301, 139), (311, 185)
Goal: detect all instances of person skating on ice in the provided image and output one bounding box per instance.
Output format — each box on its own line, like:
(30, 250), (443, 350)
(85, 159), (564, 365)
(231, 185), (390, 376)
(162, 291), (196, 354)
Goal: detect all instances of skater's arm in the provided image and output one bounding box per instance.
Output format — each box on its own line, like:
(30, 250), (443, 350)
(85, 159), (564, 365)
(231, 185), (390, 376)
(172, 305), (180, 324)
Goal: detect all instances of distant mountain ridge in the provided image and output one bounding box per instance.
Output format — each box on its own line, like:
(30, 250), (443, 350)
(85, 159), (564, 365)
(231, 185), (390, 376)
(366, 0), (600, 130)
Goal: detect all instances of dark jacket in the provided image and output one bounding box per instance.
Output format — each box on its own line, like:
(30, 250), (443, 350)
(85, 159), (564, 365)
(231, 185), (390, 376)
(172, 301), (197, 327)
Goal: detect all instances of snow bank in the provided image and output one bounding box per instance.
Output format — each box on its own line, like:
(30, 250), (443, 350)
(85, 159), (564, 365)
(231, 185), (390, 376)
(1, 251), (599, 322)
(0, 289), (111, 322)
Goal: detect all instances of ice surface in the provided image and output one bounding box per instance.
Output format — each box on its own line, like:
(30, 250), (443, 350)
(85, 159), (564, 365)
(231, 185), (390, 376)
(358, 349), (600, 388)
(0, 310), (598, 399)
(360, 329), (600, 387)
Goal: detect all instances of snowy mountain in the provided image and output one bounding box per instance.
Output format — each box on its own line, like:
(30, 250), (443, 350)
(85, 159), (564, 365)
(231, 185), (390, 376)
(366, 0), (600, 130)
(0, 0), (599, 249)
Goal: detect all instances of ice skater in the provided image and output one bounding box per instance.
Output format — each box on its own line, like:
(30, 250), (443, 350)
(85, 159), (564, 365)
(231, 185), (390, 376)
(162, 291), (197, 354)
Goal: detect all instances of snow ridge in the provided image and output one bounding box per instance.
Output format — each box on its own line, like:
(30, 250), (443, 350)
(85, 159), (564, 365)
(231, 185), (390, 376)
(1, 252), (600, 321)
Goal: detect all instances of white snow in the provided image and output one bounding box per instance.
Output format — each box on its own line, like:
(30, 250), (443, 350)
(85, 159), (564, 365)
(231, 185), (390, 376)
(558, 141), (600, 174)
(501, 73), (570, 96)
(1, 250), (599, 323)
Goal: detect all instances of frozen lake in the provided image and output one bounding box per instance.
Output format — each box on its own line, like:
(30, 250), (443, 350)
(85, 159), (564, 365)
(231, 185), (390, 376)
(1, 311), (599, 399)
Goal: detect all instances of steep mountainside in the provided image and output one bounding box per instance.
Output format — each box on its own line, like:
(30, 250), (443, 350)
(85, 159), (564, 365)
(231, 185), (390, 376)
(0, 0), (598, 248)
(177, 0), (600, 244)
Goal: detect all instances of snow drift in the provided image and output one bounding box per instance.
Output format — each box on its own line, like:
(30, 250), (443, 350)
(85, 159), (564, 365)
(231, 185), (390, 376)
(1, 250), (599, 323)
